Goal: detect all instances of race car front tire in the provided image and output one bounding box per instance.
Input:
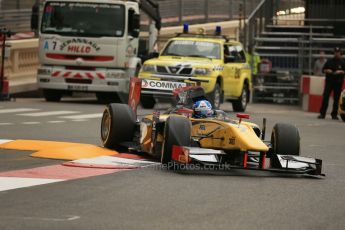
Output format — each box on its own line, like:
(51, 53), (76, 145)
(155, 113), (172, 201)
(101, 103), (136, 149)
(271, 123), (300, 156)
(162, 116), (191, 167)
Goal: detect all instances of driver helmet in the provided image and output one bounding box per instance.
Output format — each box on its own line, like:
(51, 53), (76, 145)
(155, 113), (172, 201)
(193, 100), (213, 118)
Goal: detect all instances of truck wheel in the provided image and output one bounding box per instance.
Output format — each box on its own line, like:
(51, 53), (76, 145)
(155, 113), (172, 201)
(207, 83), (221, 109)
(161, 116), (191, 166)
(117, 93), (129, 104)
(101, 103), (136, 149)
(341, 114), (345, 122)
(232, 84), (249, 112)
(96, 93), (121, 104)
(43, 89), (62, 102)
(141, 95), (155, 109)
(271, 123), (300, 156)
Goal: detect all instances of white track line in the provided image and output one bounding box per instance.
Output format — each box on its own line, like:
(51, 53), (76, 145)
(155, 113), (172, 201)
(0, 139), (13, 144)
(0, 123), (13, 126)
(21, 122), (41, 125)
(1, 215), (80, 222)
(0, 108), (40, 114)
(47, 121), (66, 124)
(60, 113), (103, 119)
(18, 111), (80, 117)
(0, 177), (63, 192)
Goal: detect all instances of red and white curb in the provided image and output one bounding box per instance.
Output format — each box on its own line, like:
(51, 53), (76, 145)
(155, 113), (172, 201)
(0, 139), (158, 192)
(63, 156), (159, 169)
(301, 75), (345, 112)
(0, 177), (63, 192)
(0, 165), (121, 192)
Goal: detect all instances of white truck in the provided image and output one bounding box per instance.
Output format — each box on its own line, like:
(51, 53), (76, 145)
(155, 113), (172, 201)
(37, 0), (160, 102)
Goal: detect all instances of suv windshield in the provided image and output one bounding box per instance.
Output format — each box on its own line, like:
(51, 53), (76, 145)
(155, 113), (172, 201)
(161, 40), (221, 59)
(41, 2), (125, 37)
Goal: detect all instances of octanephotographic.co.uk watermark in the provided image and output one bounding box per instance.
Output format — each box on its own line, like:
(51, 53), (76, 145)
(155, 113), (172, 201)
(148, 162), (233, 171)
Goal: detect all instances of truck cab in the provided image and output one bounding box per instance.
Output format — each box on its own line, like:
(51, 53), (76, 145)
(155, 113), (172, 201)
(37, 0), (158, 103)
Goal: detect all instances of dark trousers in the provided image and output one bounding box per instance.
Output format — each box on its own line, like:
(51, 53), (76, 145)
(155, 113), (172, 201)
(319, 76), (344, 116)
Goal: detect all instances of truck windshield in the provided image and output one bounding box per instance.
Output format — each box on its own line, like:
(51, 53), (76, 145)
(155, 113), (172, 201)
(41, 2), (125, 37)
(161, 40), (221, 59)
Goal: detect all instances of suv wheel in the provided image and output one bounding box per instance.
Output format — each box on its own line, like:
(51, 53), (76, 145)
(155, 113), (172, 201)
(232, 84), (249, 112)
(208, 83), (221, 109)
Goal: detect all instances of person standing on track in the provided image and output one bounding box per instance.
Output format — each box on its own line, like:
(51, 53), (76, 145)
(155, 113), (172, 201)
(318, 47), (345, 120)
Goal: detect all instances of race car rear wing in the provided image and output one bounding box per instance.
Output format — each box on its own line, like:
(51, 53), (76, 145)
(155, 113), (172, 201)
(128, 77), (142, 115)
(127, 77), (210, 115)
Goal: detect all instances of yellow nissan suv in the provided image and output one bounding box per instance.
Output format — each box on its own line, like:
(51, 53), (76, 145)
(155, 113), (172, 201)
(139, 27), (252, 111)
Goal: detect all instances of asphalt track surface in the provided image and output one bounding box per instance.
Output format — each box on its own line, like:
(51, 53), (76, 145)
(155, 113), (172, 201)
(0, 97), (345, 230)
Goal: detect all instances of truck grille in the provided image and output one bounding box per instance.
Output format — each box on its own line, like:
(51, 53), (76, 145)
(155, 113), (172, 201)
(157, 66), (168, 74)
(179, 68), (192, 75)
(156, 65), (192, 76)
(65, 78), (92, 84)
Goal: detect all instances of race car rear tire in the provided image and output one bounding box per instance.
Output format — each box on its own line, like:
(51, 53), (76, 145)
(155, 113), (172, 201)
(101, 103), (136, 149)
(232, 84), (249, 112)
(162, 116), (191, 167)
(141, 95), (156, 109)
(271, 123), (300, 156)
(207, 83), (222, 109)
(341, 114), (345, 122)
(43, 89), (63, 102)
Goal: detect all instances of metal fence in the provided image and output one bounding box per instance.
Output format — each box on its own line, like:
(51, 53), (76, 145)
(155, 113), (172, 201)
(154, 0), (262, 26)
(0, 9), (32, 33)
(0, 0), (264, 33)
(0, 0), (35, 10)
(242, 0), (305, 49)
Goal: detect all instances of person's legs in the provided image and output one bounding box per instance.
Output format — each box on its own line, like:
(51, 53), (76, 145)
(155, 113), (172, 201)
(319, 78), (332, 117)
(331, 78), (344, 118)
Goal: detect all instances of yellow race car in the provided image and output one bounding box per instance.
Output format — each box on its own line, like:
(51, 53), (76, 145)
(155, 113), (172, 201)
(339, 90), (345, 122)
(100, 83), (323, 176)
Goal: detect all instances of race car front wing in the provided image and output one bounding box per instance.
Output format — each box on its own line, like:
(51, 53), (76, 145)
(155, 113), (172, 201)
(171, 145), (324, 177)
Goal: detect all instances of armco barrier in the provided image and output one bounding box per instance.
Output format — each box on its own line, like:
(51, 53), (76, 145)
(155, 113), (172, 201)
(301, 75), (345, 113)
